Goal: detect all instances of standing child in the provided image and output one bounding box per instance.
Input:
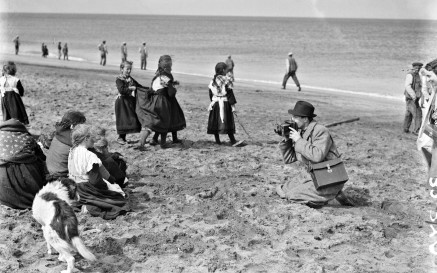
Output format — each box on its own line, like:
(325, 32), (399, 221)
(115, 60), (142, 144)
(207, 62), (239, 145)
(68, 124), (129, 220)
(0, 61), (29, 125)
(62, 43), (68, 60)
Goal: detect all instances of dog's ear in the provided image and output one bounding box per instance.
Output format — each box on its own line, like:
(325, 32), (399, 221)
(60, 178), (78, 200)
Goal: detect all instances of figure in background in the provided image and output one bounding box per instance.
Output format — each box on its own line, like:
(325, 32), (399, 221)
(13, 36), (20, 55)
(282, 51), (301, 91)
(115, 61), (141, 145)
(225, 55), (235, 82)
(0, 119), (47, 209)
(207, 62), (239, 145)
(139, 42), (148, 70)
(42, 43), (48, 58)
(62, 43), (69, 60)
(403, 62), (423, 135)
(276, 101), (353, 207)
(98, 40), (108, 66)
(68, 124), (129, 220)
(57, 42), (62, 59)
(121, 42), (128, 62)
(0, 61), (29, 125)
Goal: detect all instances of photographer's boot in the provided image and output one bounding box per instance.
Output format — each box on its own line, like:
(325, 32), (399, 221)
(335, 191), (355, 206)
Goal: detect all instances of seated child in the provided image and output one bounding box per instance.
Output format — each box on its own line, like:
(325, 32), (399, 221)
(68, 124), (129, 220)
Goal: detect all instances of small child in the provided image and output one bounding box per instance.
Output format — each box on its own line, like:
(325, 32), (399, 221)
(115, 61), (142, 145)
(0, 61), (29, 125)
(207, 62), (239, 145)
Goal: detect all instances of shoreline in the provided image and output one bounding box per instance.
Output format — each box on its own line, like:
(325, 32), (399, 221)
(0, 53), (404, 102)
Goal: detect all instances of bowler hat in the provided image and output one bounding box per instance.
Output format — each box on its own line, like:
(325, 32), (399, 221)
(288, 101), (317, 117)
(412, 62), (423, 67)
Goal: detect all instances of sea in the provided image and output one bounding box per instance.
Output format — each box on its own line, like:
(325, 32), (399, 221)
(0, 13), (436, 99)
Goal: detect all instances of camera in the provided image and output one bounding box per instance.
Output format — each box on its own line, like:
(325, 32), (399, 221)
(274, 120), (298, 136)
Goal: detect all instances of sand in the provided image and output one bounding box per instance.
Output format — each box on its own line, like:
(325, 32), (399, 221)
(0, 54), (433, 273)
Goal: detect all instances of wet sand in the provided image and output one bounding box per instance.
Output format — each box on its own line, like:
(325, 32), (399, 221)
(0, 54), (432, 272)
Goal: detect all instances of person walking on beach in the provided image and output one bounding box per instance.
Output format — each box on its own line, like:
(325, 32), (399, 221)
(42, 43), (48, 58)
(115, 61), (142, 145)
(275, 101), (353, 207)
(139, 42), (148, 70)
(225, 55), (235, 82)
(121, 42), (128, 62)
(57, 42), (62, 59)
(403, 62), (423, 135)
(62, 43), (69, 60)
(13, 36), (20, 55)
(282, 51), (301, 91)
(99, 41), (108, 66)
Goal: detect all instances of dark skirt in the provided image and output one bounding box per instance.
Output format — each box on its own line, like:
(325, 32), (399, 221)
(1, 92), (29, 125)
(136, 87), (172, 133)
(168, 96), (186, 132)
(115, 95), (141, 134)
(207, 101), (235, 134)
(0, 160), (47, 209)
(76, 182), (129, 220)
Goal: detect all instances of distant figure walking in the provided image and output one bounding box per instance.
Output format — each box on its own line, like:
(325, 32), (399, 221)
(121, 42), (127, 62)
(57, 42), (62, 59)
(62, 43), (69, 60)
(98, 41), (108, 66)
(225, 55), (235, 82)
(403, 62), (423, 135)
(13, 36), (20, 55)
(282, 51), (301, 91)
(42, 43), (48, 58)
(139, 42), (148, 70)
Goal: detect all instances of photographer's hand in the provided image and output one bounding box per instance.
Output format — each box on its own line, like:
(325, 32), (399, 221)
(289, 128), (301, 142)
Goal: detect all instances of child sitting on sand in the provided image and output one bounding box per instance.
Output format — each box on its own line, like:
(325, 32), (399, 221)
(68, 124), (129, 220)
(89, 126), (128, 188)
(115, 60), (142, 145)
(0, 61), (29, 125)
(207, 62), (240, 145)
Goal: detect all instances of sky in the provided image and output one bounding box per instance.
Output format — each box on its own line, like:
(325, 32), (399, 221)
(1, 0), (437, 20)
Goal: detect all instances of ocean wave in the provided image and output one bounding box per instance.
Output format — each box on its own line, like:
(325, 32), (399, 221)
(17, 50), (87, 62)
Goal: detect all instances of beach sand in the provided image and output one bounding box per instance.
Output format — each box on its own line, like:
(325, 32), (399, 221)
(0, 54), (432, 272)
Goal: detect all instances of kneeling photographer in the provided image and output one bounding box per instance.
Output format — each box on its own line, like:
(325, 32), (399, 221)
(275, 101), (354, 208)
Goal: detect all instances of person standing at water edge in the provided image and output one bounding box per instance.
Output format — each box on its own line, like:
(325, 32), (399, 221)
(282, 51), (301, 91)
(121, 42), (128, 62)
(139, 42), (148, 70)
(225, 55), (235, 82)
(403, 62), (423, 135)
(99, 41), (108, 66)
(62, 43), (69, 60)
(57, 42), (62, 59)
(12, 36), (20, 55)
(275, 101), (353, 207)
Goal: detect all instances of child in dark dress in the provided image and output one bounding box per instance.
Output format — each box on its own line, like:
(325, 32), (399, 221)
(0, 61), (29, 125)
(115, 61), (141, 145)
(207, 62), (239, 145)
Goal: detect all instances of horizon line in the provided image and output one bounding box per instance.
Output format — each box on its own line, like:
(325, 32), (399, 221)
(1, 12), (435, 21)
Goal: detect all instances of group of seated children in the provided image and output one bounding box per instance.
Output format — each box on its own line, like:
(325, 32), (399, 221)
(0, 110), (130, 220)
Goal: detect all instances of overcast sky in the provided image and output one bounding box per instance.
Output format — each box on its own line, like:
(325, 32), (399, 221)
(1, 0), (437, 20)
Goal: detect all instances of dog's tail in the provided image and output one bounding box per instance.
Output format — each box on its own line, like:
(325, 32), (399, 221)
(72, 237), (96, 261)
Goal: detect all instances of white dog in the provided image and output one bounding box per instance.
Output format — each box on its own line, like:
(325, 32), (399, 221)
(32, 178), (96, 273)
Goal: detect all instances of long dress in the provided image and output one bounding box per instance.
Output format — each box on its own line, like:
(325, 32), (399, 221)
(0, 119), (46, 209)
(68, 146), (129, 220)
(135, 74), (172, 133)
(207, 76), (236, 135)
(0, 75), (29, 125)
(115, 75), (142, 135)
